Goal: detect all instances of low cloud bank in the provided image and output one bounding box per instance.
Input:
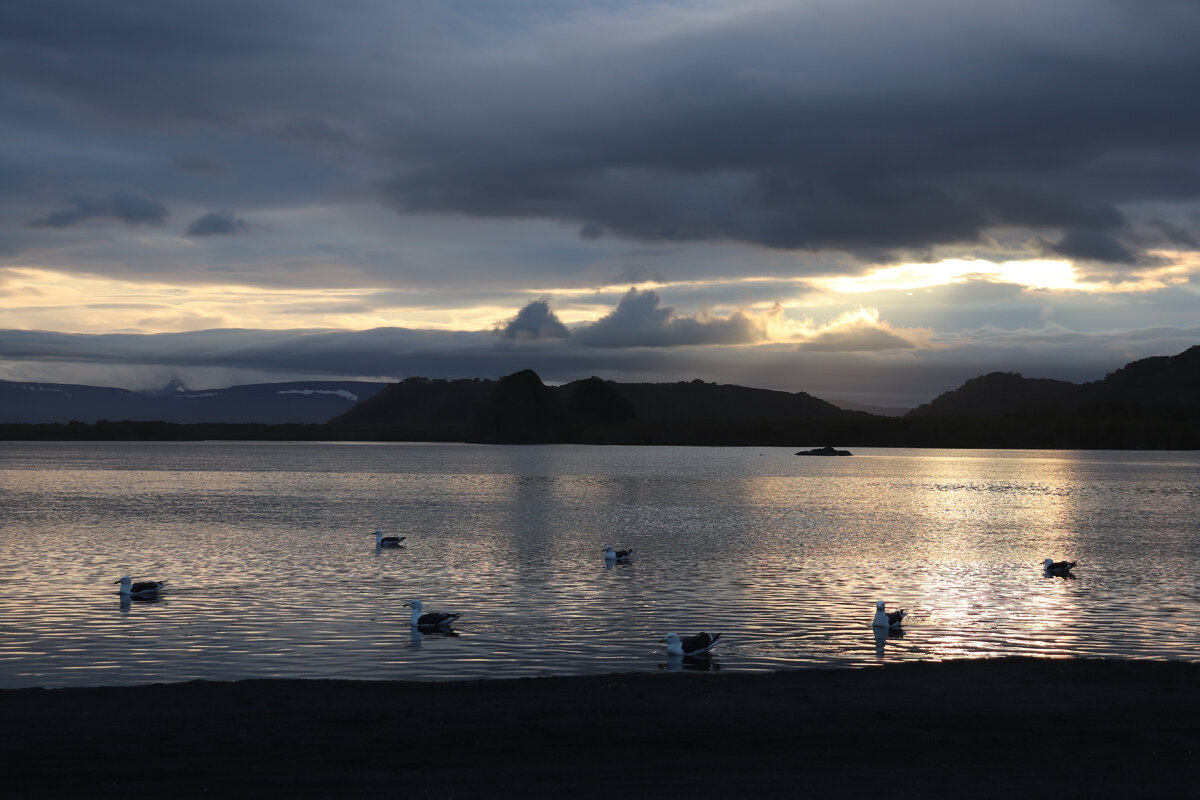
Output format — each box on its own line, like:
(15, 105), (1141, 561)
(2, 291), (1196, 407)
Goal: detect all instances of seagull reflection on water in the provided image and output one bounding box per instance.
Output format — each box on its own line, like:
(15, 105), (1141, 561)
(119, 593), (167, 613)
(661, 654), (722, 672)
(873, 624), (905, 657)
(408, 626), (460, 650)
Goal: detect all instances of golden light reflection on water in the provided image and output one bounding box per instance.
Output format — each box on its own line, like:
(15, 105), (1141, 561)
(1, 443), (1198, 687)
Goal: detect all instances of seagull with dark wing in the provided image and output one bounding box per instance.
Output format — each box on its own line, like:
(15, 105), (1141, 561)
(372, 530), (406, 548)
(661, 631), (721, 657)
(404, 599), (461, 630)
(114, 576), (166, 599)
(603, 546), (633, 563)
(872, 601), (907, 629)
(1042, 558), (1077, 576)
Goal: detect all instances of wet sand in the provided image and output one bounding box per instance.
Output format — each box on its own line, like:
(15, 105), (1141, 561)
(3, 657), (1198, 798)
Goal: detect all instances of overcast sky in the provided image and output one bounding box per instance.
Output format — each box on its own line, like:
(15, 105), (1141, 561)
(2, 0), (1198, 407)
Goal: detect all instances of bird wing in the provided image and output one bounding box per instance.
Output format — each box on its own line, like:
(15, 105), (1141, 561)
(680, 632), (718, 653)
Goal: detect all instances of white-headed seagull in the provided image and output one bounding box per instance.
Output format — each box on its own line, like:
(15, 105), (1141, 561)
(115, 576), (165, 599)
(873, 601), (907, 628)
(404, 599), (461, 629)
(1043, 558), (1077, 576)
(661, 631), (721, 657)
(603, 546), (633, 563)
(372, 530), (406, 547)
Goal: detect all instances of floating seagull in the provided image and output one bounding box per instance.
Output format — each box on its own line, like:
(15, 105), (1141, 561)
(371, 530), (406, 548)
(404, 599), (461, 629)
(114, 576), (166, 599)
(603, 546), (633, 563)
(872, 601), (907, 628)
(1042, 558), (1078, 576)
(661, 631), (721, 657)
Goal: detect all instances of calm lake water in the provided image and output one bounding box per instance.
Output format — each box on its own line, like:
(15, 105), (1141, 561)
(1, 442), (1198, 688)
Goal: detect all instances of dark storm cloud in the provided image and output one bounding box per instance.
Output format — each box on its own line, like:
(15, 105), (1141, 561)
(494, 292), (765, 347)
(186, 211), (249, 237)
(30, 191), (168, 228)
(1044, 229), (1138, 264)
(6, 1), (1199, 272)
(372, 1), (1200, 266)
(497, 298), (569, 340)
(573, 288), (763, 347)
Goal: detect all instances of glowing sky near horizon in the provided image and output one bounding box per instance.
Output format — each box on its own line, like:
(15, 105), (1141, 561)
(2, 0), (1199, 406)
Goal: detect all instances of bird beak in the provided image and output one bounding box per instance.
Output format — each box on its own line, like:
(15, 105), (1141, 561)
(403, 603), (411, 608)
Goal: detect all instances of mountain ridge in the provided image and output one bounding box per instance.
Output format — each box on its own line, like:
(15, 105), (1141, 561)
(3, 345), (1198, 448)
(0, 380), (390, 424)
(908, 345), (1200, 418)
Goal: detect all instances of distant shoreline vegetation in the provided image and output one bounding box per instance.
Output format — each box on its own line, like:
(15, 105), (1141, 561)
(2, 346), (1199, 449)
(2, 407), (1198, 450)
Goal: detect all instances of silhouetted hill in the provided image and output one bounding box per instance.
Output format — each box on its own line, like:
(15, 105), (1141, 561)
(1086, 346), (1200, 407)
(562, 377), (637, 427)
(908, 345), (1200, 419)
(6, 345), (1199, 448)
(898, 345), (1200, 448)
(611, 379), (847, 421)
(330, 371), (868, 445)
(907, 373), (1080, 417)
(331, 377), (495, 439)
(470, 369), (566, 443)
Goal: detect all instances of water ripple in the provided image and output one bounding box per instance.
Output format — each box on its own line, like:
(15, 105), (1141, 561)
(1, 443), (1199, 687)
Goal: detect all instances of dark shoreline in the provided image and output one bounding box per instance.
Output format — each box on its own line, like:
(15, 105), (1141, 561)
(4, 657), (1198, 797)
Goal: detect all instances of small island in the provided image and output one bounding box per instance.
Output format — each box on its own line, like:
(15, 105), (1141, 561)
(795, 445), (853, 456)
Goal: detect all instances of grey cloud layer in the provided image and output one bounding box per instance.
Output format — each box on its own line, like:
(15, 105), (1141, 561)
(30, 191), (169, 229)
(186, 212), (249, 237)
(498, 290), (764, 347)
(4, 0), (1199, 271)
(376, 1), (1200, 264)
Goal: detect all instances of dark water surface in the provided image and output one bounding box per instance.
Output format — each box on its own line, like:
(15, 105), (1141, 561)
(1, 442), (1197, 687)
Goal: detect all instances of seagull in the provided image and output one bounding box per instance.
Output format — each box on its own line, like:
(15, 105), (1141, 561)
(404, 599), (461, 629)
(371, 530), (406, 548)
(1043, 558), (1077, 576)
(661, 631), (721, 657)
(872, 601), (907, 628)
(114, 576), (166, 599)
(603, 546), (633, 563)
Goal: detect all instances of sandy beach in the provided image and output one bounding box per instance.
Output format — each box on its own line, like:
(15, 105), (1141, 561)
(3, 657), (1198, 798)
